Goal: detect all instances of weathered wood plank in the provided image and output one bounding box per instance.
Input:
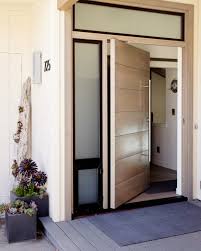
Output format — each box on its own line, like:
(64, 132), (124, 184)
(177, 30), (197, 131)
(82, 219), (120, 250)
(40, 217), (80, 251)
(70, 219), (114, 251)
(57, 221), (97, 251)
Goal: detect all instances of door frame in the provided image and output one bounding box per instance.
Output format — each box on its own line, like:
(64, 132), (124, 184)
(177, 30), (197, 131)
(60, 0), (194, 221)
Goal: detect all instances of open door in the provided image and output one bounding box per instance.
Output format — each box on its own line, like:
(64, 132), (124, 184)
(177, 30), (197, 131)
(110, 39), (151, 208)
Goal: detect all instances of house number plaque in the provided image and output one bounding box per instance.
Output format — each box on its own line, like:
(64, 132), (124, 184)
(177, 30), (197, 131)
(44, 60), (51, 72)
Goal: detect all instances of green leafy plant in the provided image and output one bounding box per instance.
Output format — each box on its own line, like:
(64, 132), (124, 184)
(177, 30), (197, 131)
(13, 184), (38, 197)
(0, 200), (37, 217)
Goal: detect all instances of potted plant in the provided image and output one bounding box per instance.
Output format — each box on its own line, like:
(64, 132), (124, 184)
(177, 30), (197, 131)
(0, 200), (37, 243)
(10, 159), (49, 217)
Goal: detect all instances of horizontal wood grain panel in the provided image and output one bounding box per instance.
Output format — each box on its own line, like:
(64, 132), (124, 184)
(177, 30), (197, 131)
(115, 153), (148, 185)
(116, 89), (147, 112)
(115, 171), (149, 207)
(115, 131), (148, 160)
(116, 64), (149, 90)
(116, 111), (148, 136)
(116, 40), (150, 70)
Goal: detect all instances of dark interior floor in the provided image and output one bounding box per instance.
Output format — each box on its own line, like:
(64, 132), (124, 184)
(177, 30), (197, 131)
(128, 165), (177, 204)
(150, 164), (177, 182)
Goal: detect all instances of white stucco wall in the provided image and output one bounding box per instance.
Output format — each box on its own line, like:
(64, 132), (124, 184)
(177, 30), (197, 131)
(31, 0), (61, 221)
(0, 4), (32, 203)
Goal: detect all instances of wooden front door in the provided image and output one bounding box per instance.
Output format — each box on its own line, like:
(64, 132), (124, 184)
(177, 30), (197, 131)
(110, 39), (151, 208)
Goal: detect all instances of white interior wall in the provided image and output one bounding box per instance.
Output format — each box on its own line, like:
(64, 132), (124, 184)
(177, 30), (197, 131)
(152, 68), (177, 171)
(166, 69), (178, 171)
(0, 4), (32, 203)
(133, 44), (178, 68)
(151, 72), (166, 124)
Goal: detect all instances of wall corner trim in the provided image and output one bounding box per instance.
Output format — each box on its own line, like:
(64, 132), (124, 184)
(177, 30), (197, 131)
(58, 0), (78, 10)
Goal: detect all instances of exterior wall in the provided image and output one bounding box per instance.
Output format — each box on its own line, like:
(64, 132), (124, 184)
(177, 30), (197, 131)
(162, 0), (200, 199)
(0, 4), (32, 203)
(31, 0), (62, 221)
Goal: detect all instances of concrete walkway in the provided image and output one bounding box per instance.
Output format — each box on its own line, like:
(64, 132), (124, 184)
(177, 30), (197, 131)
(0, 219), (55, 251)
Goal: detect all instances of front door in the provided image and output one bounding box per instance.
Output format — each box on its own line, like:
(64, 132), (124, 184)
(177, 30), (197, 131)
(110, 39), (151, 208)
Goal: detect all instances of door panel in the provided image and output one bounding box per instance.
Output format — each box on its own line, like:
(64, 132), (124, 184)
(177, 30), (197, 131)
(110, 39), (150, 208)
(116, 89), (147, 112)
(116, 112), (147, 136)
(116, 131), (148, 160)
(115, 42), (150, 70)
(116, 154), (148, 185)
(116, 64), (150, 90)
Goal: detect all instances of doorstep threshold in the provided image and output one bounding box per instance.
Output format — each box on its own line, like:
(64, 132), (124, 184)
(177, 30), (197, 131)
(73, 195), (187, 219)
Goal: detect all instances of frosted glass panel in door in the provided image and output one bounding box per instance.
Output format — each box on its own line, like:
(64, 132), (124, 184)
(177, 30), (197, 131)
(74, 2), (184, 40)
(74, 42), (101, 159)
(78, 169), (99, 205)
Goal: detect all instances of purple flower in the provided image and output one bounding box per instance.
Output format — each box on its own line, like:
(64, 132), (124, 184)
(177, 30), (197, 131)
(32, 171), (47, 187)
(19, 159), (38, 176)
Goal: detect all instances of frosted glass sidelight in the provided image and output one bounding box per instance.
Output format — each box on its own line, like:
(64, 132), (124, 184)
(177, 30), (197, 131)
(78, 169), (99, 205)
(74, 42), (101, 159)
(74, 2), (184, 40)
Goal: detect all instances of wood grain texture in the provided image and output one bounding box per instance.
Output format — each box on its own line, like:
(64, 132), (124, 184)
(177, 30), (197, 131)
(115, 171), (149, 207)
(115, 131), (148, 161)
(116, 111), (148, 136)
(111, 39), (150, 208)
(116, 64), (150, 90)
(116, 89), (145, 112)
(116, 40), (150, 70)
(116, 154), (148, 185)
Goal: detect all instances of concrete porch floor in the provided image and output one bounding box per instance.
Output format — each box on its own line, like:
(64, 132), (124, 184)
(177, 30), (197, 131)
(40, 200), (201, 251)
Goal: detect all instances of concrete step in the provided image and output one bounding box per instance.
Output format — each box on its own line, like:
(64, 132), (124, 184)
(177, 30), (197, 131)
(40, 217), (80, 251)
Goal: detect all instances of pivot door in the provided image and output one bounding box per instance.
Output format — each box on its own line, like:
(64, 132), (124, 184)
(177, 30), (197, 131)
(110, 39), (151, 208)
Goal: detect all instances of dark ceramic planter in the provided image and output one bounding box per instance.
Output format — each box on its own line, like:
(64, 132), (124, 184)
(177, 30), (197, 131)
(10, 191), (49, 217)
(6, 212), (36, 243)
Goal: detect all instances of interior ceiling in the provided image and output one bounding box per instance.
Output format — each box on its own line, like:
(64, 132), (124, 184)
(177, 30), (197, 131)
(130, 43), (178, 60)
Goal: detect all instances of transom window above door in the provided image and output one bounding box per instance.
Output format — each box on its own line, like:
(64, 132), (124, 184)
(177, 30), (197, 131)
(73, 1), (185, 41)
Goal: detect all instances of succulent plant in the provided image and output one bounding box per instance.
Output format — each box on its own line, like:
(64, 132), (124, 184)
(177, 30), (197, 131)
(32, 171), (47, 187)
(19, 159), (38, 175)
(11, 159), (47, 198)
(0, 200), (37, 217)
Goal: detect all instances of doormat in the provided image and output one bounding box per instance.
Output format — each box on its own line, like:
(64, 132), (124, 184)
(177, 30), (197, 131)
(88, 202), (201, 246)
